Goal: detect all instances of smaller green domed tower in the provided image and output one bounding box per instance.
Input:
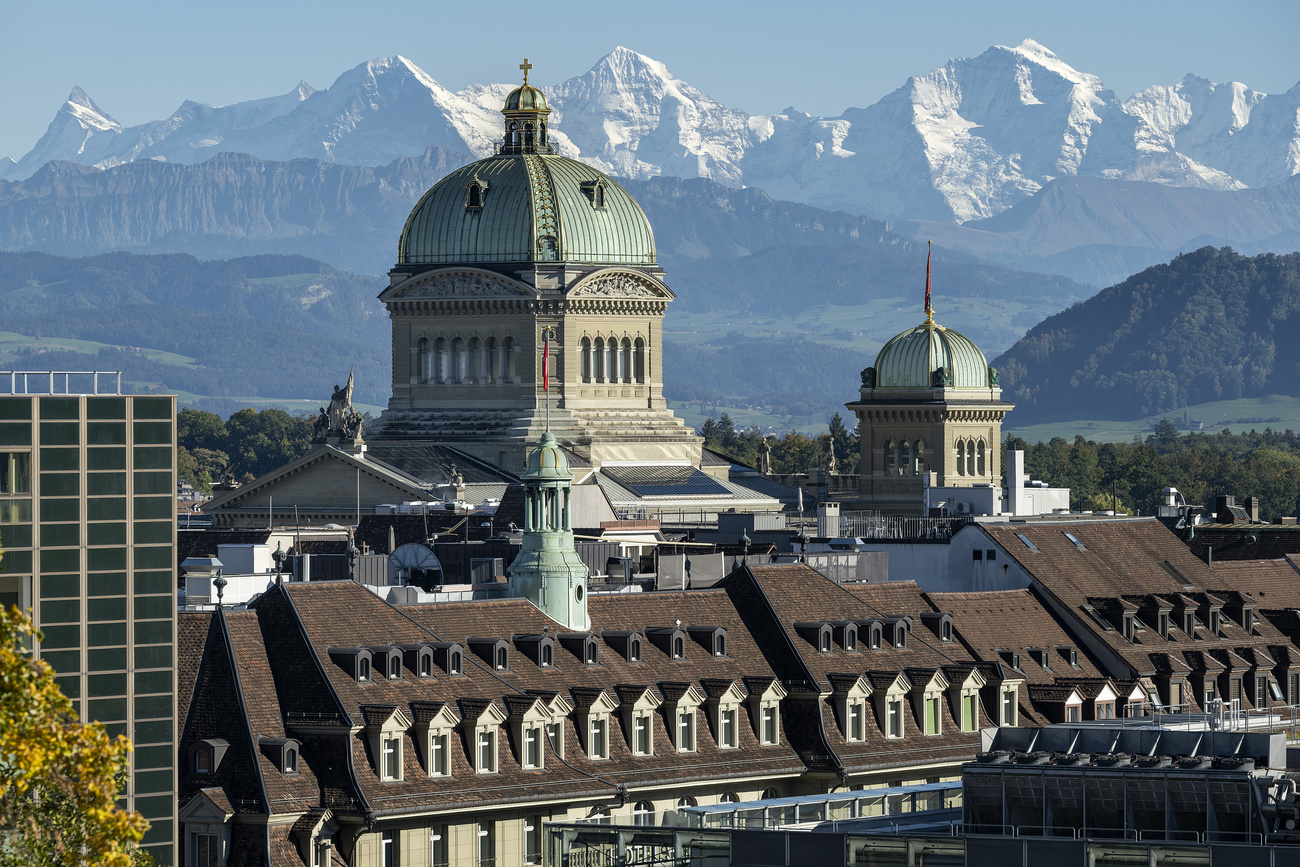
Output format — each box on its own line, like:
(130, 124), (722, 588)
(846, 249), (1013, 515)
(508, 432), (590, 630)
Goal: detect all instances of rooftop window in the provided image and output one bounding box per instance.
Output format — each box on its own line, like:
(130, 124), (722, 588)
(1015, 533), (1039, 552)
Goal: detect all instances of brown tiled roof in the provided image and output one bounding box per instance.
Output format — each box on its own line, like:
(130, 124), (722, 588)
(177, 613), (213, 730)
(1210, 559), (1300, 608)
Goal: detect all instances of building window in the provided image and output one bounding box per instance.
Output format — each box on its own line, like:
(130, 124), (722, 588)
(585, 642), (598, 665)
(417, 337), (431, 385)
(358, 656), (371, 682)
(382, 830), (399, 867)
(1066, 705), (1082, 723)
(431, 733), (448, 776)
(870, 626), (882, 650)
(925, 696), (941, 735)
(976, 440), (985, 476)
(546, 722), (562, 756)
(495, 647), (508, 671)
(477, 822), (494, 867)
(884, 439), (897, 476)
(192, 833), (219, 867)
(720, 792), (739, 804)
(720, 707), (737, 749)
(195, 749), (211, 774)
(589, 718), (608, 760)
(0, 452), (30, 494)
(819, 631), (832, 653)
(313, 838), (332, 867)
(848, 701), (864, 742)
(382, 736), (400, 781)
(478, 730), (497, 773)
(894, 624), (907, 649)
(845, 628), (858, 651)
(524, 815), (541, 865)
(285, 746), (298, 774)
(1096, 701), (1115, 720)
(419, 653), (433, 678)
(1256, 675), (1269, 708)
(524, 726), (542, 769)
(677, 711), (695, 752)
(761, 706), (778, 745)
(630, 638), (642, 662)
(715, 634), (726, 657)
(673, 636), (685, 659)
(955, 440), (966, 476)
(388, 655), (401, 679)
(633, 801), (654, 826)
(941, 621), (952, 642)
(634, 714), (651, 756)
(1001, 689), (1017, 726)
(962, 694), (977, 732)
(430, 826), (447, 867)
(449, 651), (462, 675)
(887, 700), (903, 738)
(634, 337), (646, 383)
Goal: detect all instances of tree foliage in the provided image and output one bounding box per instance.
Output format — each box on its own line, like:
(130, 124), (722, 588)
(699, 412), (860, 475)
(1011, 423), (1300, 521)
(995, 247), (1300, 424)
(0, 604), (148, 867)
(177, 407), (313, 486)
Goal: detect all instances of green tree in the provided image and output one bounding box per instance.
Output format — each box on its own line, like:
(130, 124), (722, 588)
(0, 602), (149, 866)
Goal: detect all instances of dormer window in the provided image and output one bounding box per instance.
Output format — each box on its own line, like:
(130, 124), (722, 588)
(1158, 612), (1171, 640)
(845, 626), (858, 652)
(419, 650), (433, 678)
(1185, 612), (1197, 636)
(634, 713), (652, 755)
(673, 636), (685, 659)
(581, 179), (608, 210)
(496, 647), (508, 670)
(894, 624), (908, 649)
(676, 710), (695, 752)
(190, 738), (228, 776)
(1122, 614), (1136, 642)
(589, 718), (609, 759)
(362, 706), (411, 783)
(542, 644), (554, 667)
(382, 736), (400, 781)
(871, 626), (882, 650)
(285, 745), (298, 774)
(195, 750), (211, 773)
(595, 184), (605, 208)
(358, 656), (371, 682)
(714, 634), (726, 657)
(630, 638), (642, 662)
(820, 632), (832, 653)
(941, 621), (952, 642)
(524, 725), (543, 769)
(450, 651), (462, 675)
(388, 654), (402, 680)
(466, 177), (488, 210)
(585, 641), (598, 665)
(478, 730), (497, 773)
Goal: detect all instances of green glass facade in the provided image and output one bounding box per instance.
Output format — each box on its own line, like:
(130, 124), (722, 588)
(0, 393), (176, 865)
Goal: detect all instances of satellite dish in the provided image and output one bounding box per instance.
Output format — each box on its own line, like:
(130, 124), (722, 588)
(388, 543), (442, 588)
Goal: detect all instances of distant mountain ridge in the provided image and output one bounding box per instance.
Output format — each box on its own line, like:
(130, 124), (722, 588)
(993, 247), (1300, 424)
(7, 43), (1300, 225)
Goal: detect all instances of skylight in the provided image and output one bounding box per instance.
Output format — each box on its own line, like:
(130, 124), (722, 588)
(1015, 533), (1039, 552)
(1063, 532), (1087, 551)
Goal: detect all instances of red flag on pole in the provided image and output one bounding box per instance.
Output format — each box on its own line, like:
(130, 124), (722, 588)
(543, 335), (550, 392)
(924, 240), (932, 318)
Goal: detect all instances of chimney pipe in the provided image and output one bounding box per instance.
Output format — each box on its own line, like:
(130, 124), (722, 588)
(1204, 545), (1213, 567)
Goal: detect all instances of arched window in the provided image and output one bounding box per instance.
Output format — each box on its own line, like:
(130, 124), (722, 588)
(495, 647), (508, 671)
(539, 121), (548, 147)
(509, 121), (520, 148)
(956, 440), (967, 476)
(420, 653), (432, 678)
(630, 638), (642, 662)
(388, 654), (401, 679)
(435, 337), (449, 384)
(285, 747), (297, 773)
(633, 801), (654, 827)
(357, 656), (370, 682)
(502, 336), (516, 382)
(467, 183), (482, 209)
(604, 337), (616, 383)
(452, 338), (467, 384)
(976, 439), (986, 477)
(417, 337), (431, 385)
(595, 184), (605, 207)
(900, 441), (912, 476)
(714, 634), (726, 657)
(593, 338), (605, 382)
(450, 651), (462, 675)
(541, 644), (553, 667)
(585, 642), (597, 664)
(913, 439), (926, 475)
(484, 337), (499, 383)
(634, 337), (646, 383)
(720, 792), (739, 804)
(884, 440), (896, 476)
(620, 338), (632, 384)
(581, 337), (592, 383)
(673, 636), (685, 659)
(524, 122), (535, 150)
(967, 439), (977, 477)
(677, 797), (697, 809)
(760, 788), (780, 801)
(468, 337), (482, 383)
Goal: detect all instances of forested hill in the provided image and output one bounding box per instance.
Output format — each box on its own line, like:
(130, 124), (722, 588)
(993, 247), (1300, 424)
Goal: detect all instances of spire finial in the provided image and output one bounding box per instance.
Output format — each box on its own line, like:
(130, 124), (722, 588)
(924, 240), (934, 323)
(520, 58), (533, 85)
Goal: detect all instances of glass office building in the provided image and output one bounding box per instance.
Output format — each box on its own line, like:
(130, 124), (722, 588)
(0, 384), (177, 865)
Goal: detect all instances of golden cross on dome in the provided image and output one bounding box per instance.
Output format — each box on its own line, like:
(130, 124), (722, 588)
(520, 58), (533, 84)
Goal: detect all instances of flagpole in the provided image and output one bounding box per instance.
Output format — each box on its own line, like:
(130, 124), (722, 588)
(542, 327), (556, 433)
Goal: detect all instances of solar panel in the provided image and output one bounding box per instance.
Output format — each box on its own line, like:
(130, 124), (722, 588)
(602, 466), (730, 498)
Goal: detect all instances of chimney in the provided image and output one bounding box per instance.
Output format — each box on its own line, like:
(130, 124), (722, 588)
(1216, 495), (1235, 524)
(1007, 450), (1026, 517)
(1203, 545), (1213, 567)
(1246, 497), (1260, 523)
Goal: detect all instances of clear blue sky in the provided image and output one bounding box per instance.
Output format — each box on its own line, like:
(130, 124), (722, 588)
(2, 0), (1297, 161)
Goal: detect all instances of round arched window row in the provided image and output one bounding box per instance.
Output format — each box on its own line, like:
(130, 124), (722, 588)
(882, 438), (927, 476)
(580, 334), (648, 385)
(954, 438), (987, 477)
(417, 333), (517, 385)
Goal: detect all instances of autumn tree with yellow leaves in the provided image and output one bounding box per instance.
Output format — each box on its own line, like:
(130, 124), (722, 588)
(0, 603), (150, 866)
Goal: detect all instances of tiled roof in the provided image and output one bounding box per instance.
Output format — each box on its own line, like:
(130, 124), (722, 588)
(1210, 558), (1300, 608)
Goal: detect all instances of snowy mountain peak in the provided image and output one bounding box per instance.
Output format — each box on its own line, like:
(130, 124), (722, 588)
(63, 87), (120, 132)
(1003, 38), (1102, 89)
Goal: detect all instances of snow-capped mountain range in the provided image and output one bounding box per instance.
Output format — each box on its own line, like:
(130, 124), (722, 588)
(5, 42), (1299, 223)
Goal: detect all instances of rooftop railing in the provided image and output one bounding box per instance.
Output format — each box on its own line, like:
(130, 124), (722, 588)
(0, 370), (122, 396)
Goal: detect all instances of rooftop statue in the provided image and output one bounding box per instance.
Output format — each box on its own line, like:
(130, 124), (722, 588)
(316, 367), (364, 444)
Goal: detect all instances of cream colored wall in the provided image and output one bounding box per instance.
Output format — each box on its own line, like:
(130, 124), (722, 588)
(230, 461), (416, 512)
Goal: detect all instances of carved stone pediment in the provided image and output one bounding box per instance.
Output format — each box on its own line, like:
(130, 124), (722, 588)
(383, 269), (537, 302)
(569, 271), (671, 300)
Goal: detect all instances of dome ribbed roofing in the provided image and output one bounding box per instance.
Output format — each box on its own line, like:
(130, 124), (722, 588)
(504, 83), (548, 112)
(398, 154), (657, 266)
(874, 319), (991, 389)
(524, 432), (572, 481)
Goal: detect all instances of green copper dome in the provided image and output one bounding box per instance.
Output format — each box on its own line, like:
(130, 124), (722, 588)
(523, 432), (572, 482)
(873, 318), (992, 389)
(398, 155), (657, 266)
(398, 71), (656, 267)
(504, 83), (548, 112)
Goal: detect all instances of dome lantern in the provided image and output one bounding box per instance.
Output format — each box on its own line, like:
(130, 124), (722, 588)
(501, 58), (553, 155)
